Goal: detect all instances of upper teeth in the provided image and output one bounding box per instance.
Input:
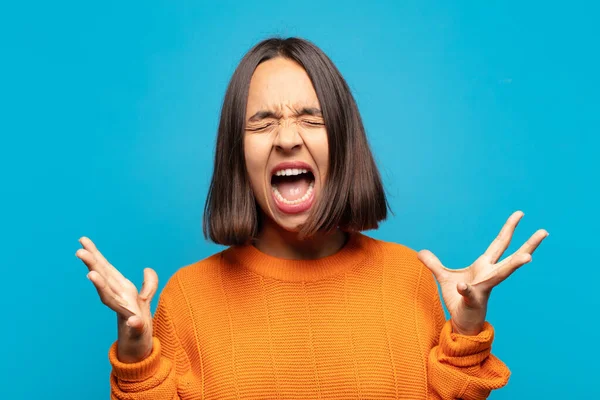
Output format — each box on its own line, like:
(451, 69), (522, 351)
(274, 168), (309, 176)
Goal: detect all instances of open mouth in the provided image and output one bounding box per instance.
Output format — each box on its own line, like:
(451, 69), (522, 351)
(270, 167), (316, 213)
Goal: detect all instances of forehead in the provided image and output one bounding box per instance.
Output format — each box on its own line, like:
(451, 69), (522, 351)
(246, 57), (320, 114)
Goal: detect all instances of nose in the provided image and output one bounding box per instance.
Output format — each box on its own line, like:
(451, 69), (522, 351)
(273, 120), (303, 153)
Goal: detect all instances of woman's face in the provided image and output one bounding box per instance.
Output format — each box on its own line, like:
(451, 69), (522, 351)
(244, 57), (329, 232)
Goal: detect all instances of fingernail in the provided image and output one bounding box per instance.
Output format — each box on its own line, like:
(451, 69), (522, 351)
(86, 272), (91, 280)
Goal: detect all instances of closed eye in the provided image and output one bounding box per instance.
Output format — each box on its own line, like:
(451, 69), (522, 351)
(247, 123), (276, 132)
(301, 120), (324, 127)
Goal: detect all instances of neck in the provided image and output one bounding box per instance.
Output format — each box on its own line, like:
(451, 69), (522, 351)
(253, 218), (348, 260)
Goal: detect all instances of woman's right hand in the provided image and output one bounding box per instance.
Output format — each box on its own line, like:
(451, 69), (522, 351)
(76, 237), (159, 363)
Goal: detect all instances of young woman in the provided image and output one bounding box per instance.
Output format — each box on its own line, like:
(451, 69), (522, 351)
(76, 37), (547, 399)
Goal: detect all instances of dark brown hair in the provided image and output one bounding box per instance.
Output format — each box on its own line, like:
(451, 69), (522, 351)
(203, 37), (388, 245)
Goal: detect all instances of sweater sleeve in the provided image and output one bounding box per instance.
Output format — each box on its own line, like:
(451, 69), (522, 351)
(427, 293), (511, 400)
(108, 289), (191, 400)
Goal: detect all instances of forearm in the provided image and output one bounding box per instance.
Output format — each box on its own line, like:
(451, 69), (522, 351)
(109, 337), (181, 400)
(427, 321), (510, 400)
(109, 288), (191, 400)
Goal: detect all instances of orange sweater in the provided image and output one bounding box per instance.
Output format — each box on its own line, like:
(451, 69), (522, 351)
(108, 233), (510, 399)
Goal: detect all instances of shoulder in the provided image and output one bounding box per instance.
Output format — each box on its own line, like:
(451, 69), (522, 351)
(160, 250), (226, 300)
(360, 233), (420, 264)
(360, 233), (436, 288)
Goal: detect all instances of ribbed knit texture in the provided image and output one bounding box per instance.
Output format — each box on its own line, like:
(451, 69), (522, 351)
(109, 232), (510, 399)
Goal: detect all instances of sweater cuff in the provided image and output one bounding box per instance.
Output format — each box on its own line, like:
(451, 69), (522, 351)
(108, 337), (161, 381)
(437, 320), (494, 367)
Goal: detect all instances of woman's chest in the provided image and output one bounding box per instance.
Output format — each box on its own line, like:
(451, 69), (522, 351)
(177, 269), (434, 399)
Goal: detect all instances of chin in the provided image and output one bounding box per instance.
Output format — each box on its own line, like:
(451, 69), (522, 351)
(270, 211), (310, 233)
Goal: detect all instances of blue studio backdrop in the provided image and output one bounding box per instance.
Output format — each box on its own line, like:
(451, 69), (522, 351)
(1, 1), (598, 399)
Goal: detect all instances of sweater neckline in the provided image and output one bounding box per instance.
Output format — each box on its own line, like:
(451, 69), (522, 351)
(223, 232), (371, 282)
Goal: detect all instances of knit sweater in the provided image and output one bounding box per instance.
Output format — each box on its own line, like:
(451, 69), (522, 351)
(108, 232), (510, 399)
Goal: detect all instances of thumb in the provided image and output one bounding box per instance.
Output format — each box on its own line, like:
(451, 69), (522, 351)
(456, 282), (477, 305)
(139, 268), (159, 303)
(417, 249), (447, 282)
(125, 314), (152, 338)
(126, 314), (145, 330)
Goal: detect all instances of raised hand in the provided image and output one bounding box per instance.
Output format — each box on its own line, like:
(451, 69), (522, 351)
(418, 211), (548, 335)
(76, 237), (159, 363)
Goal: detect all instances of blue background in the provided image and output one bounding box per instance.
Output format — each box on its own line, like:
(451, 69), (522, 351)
(1, 1), (598, 398)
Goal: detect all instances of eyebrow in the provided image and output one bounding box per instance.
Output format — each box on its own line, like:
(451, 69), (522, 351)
(247, 107), (322, 122)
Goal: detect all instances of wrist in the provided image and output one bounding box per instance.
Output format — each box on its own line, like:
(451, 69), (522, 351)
(451, 319), (485, 336)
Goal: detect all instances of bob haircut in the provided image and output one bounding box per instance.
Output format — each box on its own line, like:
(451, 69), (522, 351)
(203, 37), (389, 245)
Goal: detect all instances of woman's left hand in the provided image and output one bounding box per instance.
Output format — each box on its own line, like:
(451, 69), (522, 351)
(417, 211), (548, 336)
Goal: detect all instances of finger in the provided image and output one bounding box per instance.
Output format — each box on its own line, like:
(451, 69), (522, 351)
(87, 271), (133, 313)
(139, 268), (159, 302)
(79, 237), (110, 267)
(483, 210), (524, 263)
(418, 250), (451, 282)
(87, 271), (137, 318)
(515, 229), (549, 256)
(477, 252), (532, 289)
(78, 249), (126, 295)
(76, 248), (103, 273)
(77, 238), (132, 294)
(485, 229), (547, 282)
(79, 237), (122, 276)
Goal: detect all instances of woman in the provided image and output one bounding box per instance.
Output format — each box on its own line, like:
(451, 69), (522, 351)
(76, 37), (547, 399)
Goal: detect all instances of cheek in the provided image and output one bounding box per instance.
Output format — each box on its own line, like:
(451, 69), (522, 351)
(303, 130), (329, 180)
(244, 136), (272, 190)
